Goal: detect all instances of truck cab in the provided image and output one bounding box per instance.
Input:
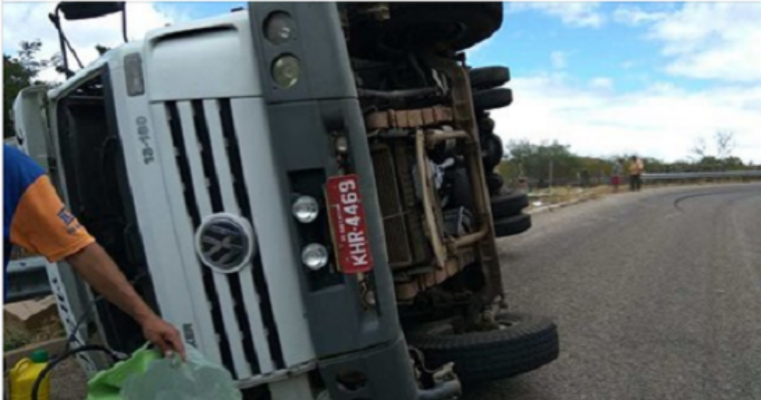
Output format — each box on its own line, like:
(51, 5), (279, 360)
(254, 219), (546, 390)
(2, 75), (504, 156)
(12, 3), (558, 399)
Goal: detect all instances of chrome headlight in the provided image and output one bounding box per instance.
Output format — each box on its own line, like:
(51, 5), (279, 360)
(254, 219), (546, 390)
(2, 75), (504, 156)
(292, 195), (320, 224)
(272, 55), (301, 89)
(301, 244), (329, 271)
(264, 11), (296, 45)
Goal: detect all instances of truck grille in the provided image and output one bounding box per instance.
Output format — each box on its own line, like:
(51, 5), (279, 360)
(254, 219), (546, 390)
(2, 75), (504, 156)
(163, 99), (285, 379)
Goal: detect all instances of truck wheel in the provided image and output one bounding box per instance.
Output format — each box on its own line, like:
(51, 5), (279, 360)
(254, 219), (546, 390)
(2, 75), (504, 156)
(486, 173), (504, 195)
(478, 115), (495, 136)
(407, 313), (559, 384)
(347, 3), (503, 59)
(470, 66), (510, 90)
(491, 192), (529, 219)
(482, 133), (504, 170)
(494, 213), (532, 237)
(473, 88), (513, 111)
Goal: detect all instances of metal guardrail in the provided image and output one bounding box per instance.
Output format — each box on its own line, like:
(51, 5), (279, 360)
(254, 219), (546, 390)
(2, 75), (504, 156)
(642, 170), (761, 181)
(5, 256), (51, 304)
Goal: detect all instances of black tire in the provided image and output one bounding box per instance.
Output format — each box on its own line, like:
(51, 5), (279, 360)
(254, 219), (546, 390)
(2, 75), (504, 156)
(347, 3), (503, 60)
(482, 133), (504, 170)
(494, 213), (531, 237)
(407, 313), (559, 384)
(478, 115), (495, 136)
(470, 66), (511, 90)
(491, 192), (529, 219)
(473, 88), (513, 111)
(486, 173), (504, 195)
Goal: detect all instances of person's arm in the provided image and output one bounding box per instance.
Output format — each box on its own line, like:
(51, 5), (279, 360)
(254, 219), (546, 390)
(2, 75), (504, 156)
(66, 243), (185, 360)
(6, 152), (185, 359)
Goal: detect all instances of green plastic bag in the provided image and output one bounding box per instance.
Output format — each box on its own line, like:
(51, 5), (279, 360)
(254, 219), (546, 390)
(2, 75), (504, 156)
(120, 345), (242, 400)
(87, 343), (161, 400)
(86, 344), (241, 400)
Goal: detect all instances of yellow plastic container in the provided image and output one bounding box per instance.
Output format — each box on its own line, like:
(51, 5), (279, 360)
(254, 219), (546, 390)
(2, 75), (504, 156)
(9, 349), (51, 400)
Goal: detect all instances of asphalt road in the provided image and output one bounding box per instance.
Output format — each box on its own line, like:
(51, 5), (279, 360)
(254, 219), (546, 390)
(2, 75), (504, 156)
(467, 183), (761, 400)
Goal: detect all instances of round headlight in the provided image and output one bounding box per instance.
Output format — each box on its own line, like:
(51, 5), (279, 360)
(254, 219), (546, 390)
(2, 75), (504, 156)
(302, 244), (329, 271)
(292, 195), (319, 223)
(264, 11), (296, 45)
(272, 55), (300, 89)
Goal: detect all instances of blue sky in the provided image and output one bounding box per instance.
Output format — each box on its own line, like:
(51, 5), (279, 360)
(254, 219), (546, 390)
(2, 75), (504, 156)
(154, 2), (245, 19)
(469, 3), (718, 92)
(4, 2), (761, 163)
(472, 3), (696, 91)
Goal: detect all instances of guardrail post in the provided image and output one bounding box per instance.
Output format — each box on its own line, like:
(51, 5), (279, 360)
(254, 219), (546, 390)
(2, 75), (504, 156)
(5, 257), (52, 304)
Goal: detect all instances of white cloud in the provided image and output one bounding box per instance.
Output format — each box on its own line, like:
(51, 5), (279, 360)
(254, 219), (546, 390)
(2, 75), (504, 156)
(507, 3), (605, 28)
(550, 51), (567, 69)
(618, 3), (761, 83)
(589, 77), (613, 91)
(3, 2), (191, 82)
(613, 7), (668, 26)
(492, 73), (761, 164)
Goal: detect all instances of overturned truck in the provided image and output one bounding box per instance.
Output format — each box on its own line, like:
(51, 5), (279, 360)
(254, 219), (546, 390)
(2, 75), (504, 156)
(13, 2), (558, 399)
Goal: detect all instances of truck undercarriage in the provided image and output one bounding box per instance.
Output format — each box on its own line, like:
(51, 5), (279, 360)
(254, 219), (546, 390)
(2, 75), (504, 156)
(342, 3), (552, 361)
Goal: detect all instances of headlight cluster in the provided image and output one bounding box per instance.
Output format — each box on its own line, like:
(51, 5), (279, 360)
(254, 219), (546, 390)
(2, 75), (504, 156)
(264, 11), (301, 89)
(292, 196), (328, 270)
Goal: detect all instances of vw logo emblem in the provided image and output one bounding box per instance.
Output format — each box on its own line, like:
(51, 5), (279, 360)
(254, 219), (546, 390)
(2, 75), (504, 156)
(194, 213), (255, 274)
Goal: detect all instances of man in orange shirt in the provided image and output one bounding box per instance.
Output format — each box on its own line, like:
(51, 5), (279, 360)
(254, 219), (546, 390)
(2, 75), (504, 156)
(628, 156), (644, 192)
(4, 144), (185, 360)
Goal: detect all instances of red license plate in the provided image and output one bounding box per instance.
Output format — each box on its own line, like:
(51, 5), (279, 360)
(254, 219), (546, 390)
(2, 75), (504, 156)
(325, 174), (374, 274)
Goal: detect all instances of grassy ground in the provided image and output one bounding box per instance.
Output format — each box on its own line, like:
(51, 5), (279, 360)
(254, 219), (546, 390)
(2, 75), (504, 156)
(526, 185), (612, 210)
(4, 315), (65, 352)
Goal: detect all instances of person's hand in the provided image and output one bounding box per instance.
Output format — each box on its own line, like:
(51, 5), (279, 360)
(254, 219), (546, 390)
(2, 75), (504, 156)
(141, 315), (186, 362)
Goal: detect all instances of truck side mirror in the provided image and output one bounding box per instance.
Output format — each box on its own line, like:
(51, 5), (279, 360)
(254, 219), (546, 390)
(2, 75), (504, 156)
(58, 2), (124, 20)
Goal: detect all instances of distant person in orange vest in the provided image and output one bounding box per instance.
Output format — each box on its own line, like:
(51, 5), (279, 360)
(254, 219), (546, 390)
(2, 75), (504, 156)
(628, 156), (644, 191)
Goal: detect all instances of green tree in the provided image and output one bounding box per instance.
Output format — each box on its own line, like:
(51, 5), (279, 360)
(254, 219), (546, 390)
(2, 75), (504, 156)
(3, 39), (51, 138)
(505, 139), (581, 183)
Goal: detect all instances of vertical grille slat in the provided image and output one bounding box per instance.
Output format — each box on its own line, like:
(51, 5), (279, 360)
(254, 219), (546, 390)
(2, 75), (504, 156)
(219, 99), (286, 371)
(190, 101), (223, 213)
(166, 103), (201, 225)
(165, 101), (235, 375)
